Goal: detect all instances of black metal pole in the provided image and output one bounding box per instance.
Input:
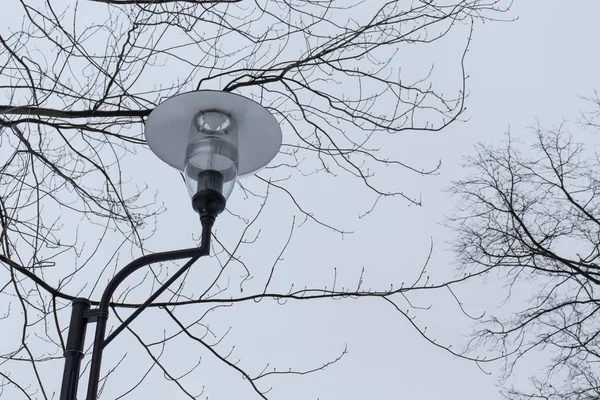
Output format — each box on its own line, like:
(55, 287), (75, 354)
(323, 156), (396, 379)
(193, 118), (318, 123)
(59, 298), (91, 400)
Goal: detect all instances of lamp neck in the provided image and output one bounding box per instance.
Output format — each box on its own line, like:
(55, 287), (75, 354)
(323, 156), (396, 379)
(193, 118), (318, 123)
(200, 213), (215, 249)
(192, 185), (227, 220)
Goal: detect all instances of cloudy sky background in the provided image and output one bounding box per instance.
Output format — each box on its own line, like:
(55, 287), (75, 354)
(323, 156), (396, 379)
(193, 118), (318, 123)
(2, 0), (600, 399)
(135, 2), (600, 398)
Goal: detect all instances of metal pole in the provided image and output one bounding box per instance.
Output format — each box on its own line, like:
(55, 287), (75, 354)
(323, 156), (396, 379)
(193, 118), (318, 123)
(59, 298), (91, 400)
(85, 307), (108, 400)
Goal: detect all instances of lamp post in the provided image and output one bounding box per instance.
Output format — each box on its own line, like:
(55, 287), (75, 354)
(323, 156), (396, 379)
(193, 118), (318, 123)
(59, 90), (282, 400)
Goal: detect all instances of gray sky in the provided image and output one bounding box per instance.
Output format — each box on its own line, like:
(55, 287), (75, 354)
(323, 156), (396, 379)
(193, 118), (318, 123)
(135, 2), (600, 398)
(2, 1), (600, 399)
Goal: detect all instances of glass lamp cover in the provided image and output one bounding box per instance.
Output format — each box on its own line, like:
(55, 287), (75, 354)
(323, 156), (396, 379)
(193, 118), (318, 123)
(184, 110), (239, 199)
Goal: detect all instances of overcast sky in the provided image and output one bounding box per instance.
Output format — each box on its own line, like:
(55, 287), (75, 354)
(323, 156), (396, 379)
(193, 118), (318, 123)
(138, 2), (600, 398)
(3, 1), (600, 399)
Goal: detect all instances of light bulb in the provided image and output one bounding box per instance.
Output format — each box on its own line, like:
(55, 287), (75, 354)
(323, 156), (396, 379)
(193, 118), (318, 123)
(184, 110), (239, 200)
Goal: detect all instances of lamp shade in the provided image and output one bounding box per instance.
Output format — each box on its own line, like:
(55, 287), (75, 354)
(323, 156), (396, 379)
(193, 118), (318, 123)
(144, 90), (282, 201)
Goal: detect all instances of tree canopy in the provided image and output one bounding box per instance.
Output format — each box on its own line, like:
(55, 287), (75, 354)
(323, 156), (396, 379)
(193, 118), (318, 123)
(0, 1), (508, 398)
(448, 93), (600, 399)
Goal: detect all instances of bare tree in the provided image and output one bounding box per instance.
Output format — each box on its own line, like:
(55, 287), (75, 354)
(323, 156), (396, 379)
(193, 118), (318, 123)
(0, 0), (508, 398)
(447, 93), (600, 399)
(91, 1), (240, 4)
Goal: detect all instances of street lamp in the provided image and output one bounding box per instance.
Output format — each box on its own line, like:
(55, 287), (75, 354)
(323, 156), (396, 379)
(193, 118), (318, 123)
(59, 90), (282, 400)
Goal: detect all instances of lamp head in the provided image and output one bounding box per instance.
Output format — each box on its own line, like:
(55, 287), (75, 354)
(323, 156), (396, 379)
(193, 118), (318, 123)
(144, 90), (282, 219)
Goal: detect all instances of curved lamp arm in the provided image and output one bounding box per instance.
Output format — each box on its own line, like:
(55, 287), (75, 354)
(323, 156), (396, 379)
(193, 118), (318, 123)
(75, 216), (214, 400)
